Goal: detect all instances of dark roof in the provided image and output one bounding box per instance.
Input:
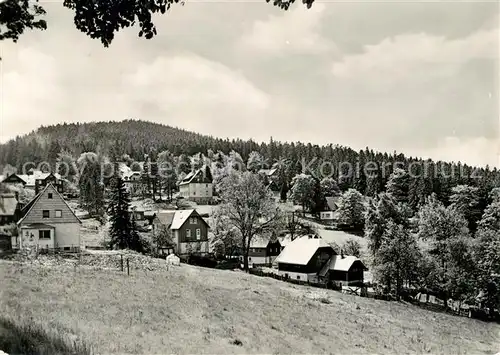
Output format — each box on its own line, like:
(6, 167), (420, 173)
(179, 166), (213, 185)
(0, 194), (18, 216)
(325, 196), (341, 211)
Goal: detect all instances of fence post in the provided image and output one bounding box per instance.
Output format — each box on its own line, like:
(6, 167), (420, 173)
(120, 255), (124, 272)
(127, 259), (130, 276)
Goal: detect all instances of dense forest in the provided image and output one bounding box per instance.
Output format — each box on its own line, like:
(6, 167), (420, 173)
(1, 119), (499, 210)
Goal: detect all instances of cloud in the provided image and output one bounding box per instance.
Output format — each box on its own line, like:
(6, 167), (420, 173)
(416, 136), (500, 168)
(1, 2), (498, 169)
(331, 28), (498, 84)
(238, 3), (335, 56)
(121, 53), (270, 136)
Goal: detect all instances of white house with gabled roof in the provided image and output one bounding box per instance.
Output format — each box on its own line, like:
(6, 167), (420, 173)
(178, 166), (213, 204)
(15, 184), (81, 252)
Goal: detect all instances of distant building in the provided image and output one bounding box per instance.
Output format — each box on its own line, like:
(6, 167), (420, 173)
(243, 236), (282, 268)
(0, 193), (21, 225)
(8, 170), (65, 194)
(319, 196), (341, 222)
(0, 173), (27, 186)
(178, 166), (213, 204)
(274, 234), (369, 285)
(318, 254), (368, 285)
(119, 163), (144, 196)
(15, 184), (81, 251)
(152, 209), (210, 256)
(274, 235), (336, 282)
(34, 172), (64, 194)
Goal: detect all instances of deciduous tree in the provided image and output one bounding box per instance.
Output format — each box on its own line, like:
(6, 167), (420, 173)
(336, 188), (365, 232)
(217, 171), (280, 271)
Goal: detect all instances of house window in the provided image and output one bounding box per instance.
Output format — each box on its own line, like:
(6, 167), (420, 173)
(48, 193), (53, 199)
(42, 210), (50, 218)
(196, 229), (201, 240)
(206, 184), (208, 187)
(190, 217), (196, 224)
(186, 229), (191, 239)
(39, 230), (51, 239)
(55, 210), (62, 218)
(297, 275), (300, 280)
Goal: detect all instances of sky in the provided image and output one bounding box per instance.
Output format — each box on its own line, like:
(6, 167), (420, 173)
(1, 0), (499, 167)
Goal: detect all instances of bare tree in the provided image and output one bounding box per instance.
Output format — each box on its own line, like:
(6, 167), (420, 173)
(217, 171), (281, 271)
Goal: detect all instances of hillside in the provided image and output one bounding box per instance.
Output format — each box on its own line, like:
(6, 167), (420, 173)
(2, 119), (500, 208)
(1, 260), (498, 354)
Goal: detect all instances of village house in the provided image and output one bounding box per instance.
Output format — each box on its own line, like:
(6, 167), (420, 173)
(319, 254), (368, 285)
(0, 173), (27, 186)
(319, 196), (341, 223)
(14, 184), (81, 251)
(274, 235), (336, 282)
(0, 193), (22, 226)
(179, 166), (213, 204)
(119, 163), (144, 196)
(152, 209), (210, 256)
(34, 172), (65, 194)
(243, 236), (282, 268)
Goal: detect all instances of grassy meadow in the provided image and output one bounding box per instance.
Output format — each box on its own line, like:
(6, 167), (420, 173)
(1, 260), (498, 354)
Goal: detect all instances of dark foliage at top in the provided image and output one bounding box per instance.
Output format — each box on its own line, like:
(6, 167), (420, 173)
(0, 0), (314, 48)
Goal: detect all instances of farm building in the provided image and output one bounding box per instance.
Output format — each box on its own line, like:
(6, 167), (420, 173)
(319, 255), (368, 285)
(274, 235), (336, 282)
(243, 237), (282, 268)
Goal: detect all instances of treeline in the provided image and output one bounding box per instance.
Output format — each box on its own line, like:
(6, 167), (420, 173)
(1, 119), (500, 209)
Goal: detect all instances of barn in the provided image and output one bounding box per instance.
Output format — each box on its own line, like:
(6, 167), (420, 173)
(274, 235), (336, 282)
(319, 255), (368, 286)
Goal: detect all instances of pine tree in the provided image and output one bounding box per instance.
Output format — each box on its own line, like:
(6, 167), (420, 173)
(449, 184), (481, 233)
(386, 168), (410, 204)
(108, 175), (143, 252)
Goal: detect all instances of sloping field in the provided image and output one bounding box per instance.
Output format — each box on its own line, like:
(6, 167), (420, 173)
(0, 260), (498, 354)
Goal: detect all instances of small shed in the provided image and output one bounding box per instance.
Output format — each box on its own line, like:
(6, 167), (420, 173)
(320, 255), (368, 284)
(166, 254), (180, 266)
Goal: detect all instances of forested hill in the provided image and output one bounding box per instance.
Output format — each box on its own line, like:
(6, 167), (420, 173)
(1, 119), (499, 206)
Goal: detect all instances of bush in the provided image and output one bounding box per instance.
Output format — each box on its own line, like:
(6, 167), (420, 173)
(185, 254), (218, 268)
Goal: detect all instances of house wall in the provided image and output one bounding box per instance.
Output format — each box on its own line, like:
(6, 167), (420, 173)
(178, 241), (209, 255)
(21, 187), (80, 225)
(276, 270), (316, 281)
(36, 176), (64, 194)
(320, 211), (335, 220)
(19, 228), (55, 249)
(245, 255), (278, 267)
(248, 247), (267, 257)
(188, 183), (213, 199)
(179, 183), (213, 201)
(267, 241), (281, 256)
(177, 213), (209, 243)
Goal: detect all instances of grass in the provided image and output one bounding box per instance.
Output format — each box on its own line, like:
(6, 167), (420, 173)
(0, 314), (91, 355)
(1, 260), (499, 354)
